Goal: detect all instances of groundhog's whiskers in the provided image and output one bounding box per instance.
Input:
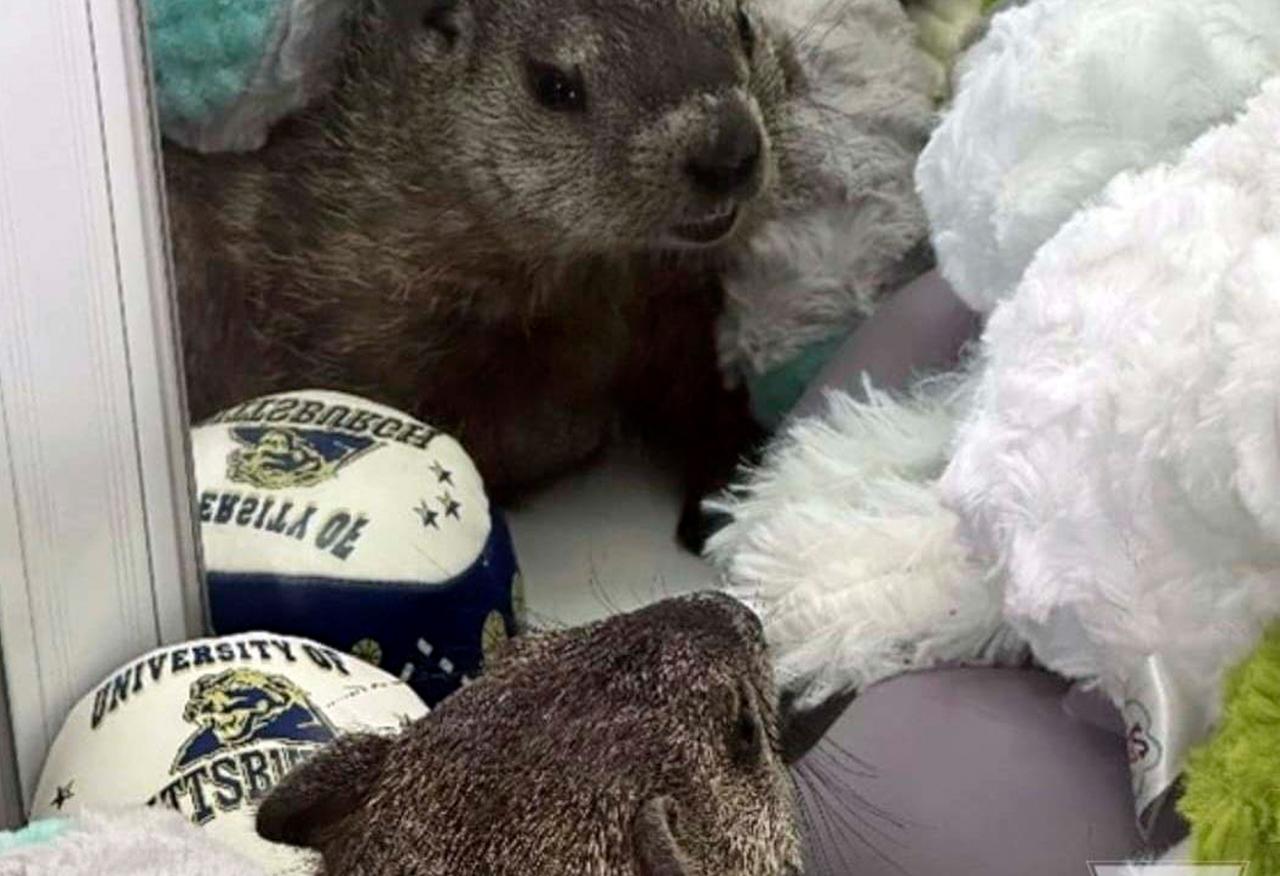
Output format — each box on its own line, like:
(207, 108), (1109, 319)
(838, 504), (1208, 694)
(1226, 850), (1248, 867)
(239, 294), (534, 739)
(793, 751), (913, 875)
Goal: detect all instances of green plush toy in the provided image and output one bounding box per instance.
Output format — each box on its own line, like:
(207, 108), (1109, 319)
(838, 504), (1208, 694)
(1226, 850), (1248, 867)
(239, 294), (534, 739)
(905, 0), (1004, 101)
(1180, 624), (1280, 872)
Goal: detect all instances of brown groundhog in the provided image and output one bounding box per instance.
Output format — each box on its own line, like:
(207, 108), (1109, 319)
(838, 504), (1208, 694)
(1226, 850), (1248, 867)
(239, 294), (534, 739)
(255, 592), (801, 875)
(164, 0), (805, 522)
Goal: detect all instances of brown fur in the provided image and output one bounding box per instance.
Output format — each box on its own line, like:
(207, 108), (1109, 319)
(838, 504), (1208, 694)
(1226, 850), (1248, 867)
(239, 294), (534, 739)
(166, 0), (801, 499)
(255, 593), (801, 874)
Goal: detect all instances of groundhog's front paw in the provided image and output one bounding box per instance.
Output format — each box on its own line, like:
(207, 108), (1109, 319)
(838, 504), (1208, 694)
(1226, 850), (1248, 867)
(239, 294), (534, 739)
(676, 493), (735, 554)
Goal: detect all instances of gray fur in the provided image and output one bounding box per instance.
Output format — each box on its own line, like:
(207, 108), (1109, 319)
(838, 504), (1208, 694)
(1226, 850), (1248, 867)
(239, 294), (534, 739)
(256, 593), (801, 875)
(166, 0), (803, 492)
(717, 0), (938, 378)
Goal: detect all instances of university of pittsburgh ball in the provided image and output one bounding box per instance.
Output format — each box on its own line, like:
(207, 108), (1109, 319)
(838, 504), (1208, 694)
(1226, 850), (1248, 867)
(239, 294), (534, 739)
(30, 633), (428, 875)
(191, 389), (521, 706)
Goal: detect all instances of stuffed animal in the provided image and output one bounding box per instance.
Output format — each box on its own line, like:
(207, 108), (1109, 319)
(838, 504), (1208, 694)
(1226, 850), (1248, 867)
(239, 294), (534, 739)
(713, 0), (940, 431)
(1179, 623), (1280, 872)
(941, 67), (1280, 828)
(722, 0), (1012, 431)
(709, 0), (1280, 845)
(904, 0), (1003, 99)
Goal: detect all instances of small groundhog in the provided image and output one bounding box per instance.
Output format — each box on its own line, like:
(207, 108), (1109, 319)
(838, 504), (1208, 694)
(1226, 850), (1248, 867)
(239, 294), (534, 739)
(165, 0), (805, 515)
(255, 593), (801, 875)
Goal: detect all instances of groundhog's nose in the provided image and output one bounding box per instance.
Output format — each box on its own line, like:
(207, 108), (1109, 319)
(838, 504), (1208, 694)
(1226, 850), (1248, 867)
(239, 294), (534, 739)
(685, 107), (762, 198)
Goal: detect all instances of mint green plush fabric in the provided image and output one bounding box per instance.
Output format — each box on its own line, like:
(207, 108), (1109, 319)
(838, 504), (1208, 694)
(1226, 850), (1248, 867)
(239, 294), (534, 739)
(0, 818), (70, 855)
(145, 0), (277, 128)
(747, 335), (848, 430)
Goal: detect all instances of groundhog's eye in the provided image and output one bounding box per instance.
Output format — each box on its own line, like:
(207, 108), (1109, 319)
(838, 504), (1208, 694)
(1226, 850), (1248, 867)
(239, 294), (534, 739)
(736, 7), (755, 54)
(526, 61), (587, 112)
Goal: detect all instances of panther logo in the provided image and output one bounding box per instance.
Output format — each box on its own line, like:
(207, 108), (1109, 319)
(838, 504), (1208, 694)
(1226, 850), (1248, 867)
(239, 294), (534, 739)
(226, 426), (377, 489)
(172, 668), (336, 771)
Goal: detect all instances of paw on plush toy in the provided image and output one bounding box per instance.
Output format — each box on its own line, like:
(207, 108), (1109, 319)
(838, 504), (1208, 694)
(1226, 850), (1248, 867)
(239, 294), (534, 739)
(710, 0), (1280, 854)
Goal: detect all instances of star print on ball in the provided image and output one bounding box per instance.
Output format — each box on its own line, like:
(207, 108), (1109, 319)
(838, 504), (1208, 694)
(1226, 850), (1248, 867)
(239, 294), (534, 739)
(430, 460), (454, 485)
(414, 500), (439, 529)
(192, 390), (521, 706)
(439, 491), (462, 520)
(50, 781), (75, 810)
(414, 479), (463, 531)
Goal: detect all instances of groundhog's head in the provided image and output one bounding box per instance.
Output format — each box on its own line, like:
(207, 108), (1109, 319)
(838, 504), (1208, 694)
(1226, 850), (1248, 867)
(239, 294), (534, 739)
(348, 0), (799, 257)
(256, 592), (801, 875)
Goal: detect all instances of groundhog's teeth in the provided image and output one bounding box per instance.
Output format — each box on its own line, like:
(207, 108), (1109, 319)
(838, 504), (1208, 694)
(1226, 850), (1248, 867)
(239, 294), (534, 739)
(670, 204), (740, 245)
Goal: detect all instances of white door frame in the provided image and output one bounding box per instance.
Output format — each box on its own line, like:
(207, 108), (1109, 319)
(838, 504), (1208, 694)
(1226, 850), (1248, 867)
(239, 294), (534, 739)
(0, 0), (202, 818)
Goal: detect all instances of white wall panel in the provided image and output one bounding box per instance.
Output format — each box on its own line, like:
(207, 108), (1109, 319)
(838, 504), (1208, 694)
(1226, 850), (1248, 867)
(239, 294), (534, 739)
(0, 0), (202, 814)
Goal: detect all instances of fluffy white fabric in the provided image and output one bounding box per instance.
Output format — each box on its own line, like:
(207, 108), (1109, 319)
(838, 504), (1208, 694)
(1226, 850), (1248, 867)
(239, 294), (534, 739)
(709, 0), (1280, 718)
(706, 373), (1026, 710)
(916, 0), (1280, 313)
(717, 0), (937, 379)
(943, 77), (1280, 732)
(0, 808), (263, 875)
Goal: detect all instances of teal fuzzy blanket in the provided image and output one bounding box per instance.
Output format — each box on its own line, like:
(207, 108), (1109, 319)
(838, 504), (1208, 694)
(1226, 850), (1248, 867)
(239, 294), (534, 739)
(0, 809), (262, 874)
(144, 0), (349, 152)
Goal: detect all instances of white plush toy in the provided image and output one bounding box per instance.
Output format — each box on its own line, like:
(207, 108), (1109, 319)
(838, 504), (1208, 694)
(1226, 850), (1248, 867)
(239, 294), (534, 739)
(710, 0), (1280, 831)
(918, 0), (1280, 313)
(946, 72), (1280, 823)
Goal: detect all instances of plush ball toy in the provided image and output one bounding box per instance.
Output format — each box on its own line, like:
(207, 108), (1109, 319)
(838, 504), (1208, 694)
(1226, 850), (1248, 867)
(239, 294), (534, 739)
(29, 632), (427, 875)
(191, 389), (521, 707)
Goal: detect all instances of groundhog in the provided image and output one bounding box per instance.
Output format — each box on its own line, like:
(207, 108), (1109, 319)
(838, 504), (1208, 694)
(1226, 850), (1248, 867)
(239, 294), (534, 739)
(255, 592), (801, 875)
(165, 0), (805, 520)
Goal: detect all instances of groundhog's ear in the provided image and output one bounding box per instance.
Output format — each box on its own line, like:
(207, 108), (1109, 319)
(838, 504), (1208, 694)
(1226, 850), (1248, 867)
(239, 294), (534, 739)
(256, 732), (393, 849)
(393, 0), (472, 51)
(634, 797), (697, 876)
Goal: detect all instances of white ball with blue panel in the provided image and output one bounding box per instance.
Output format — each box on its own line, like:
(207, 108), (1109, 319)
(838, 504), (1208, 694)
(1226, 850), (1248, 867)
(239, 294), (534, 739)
(191, 389), (521, 705)
(30, 632), (428, 875)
